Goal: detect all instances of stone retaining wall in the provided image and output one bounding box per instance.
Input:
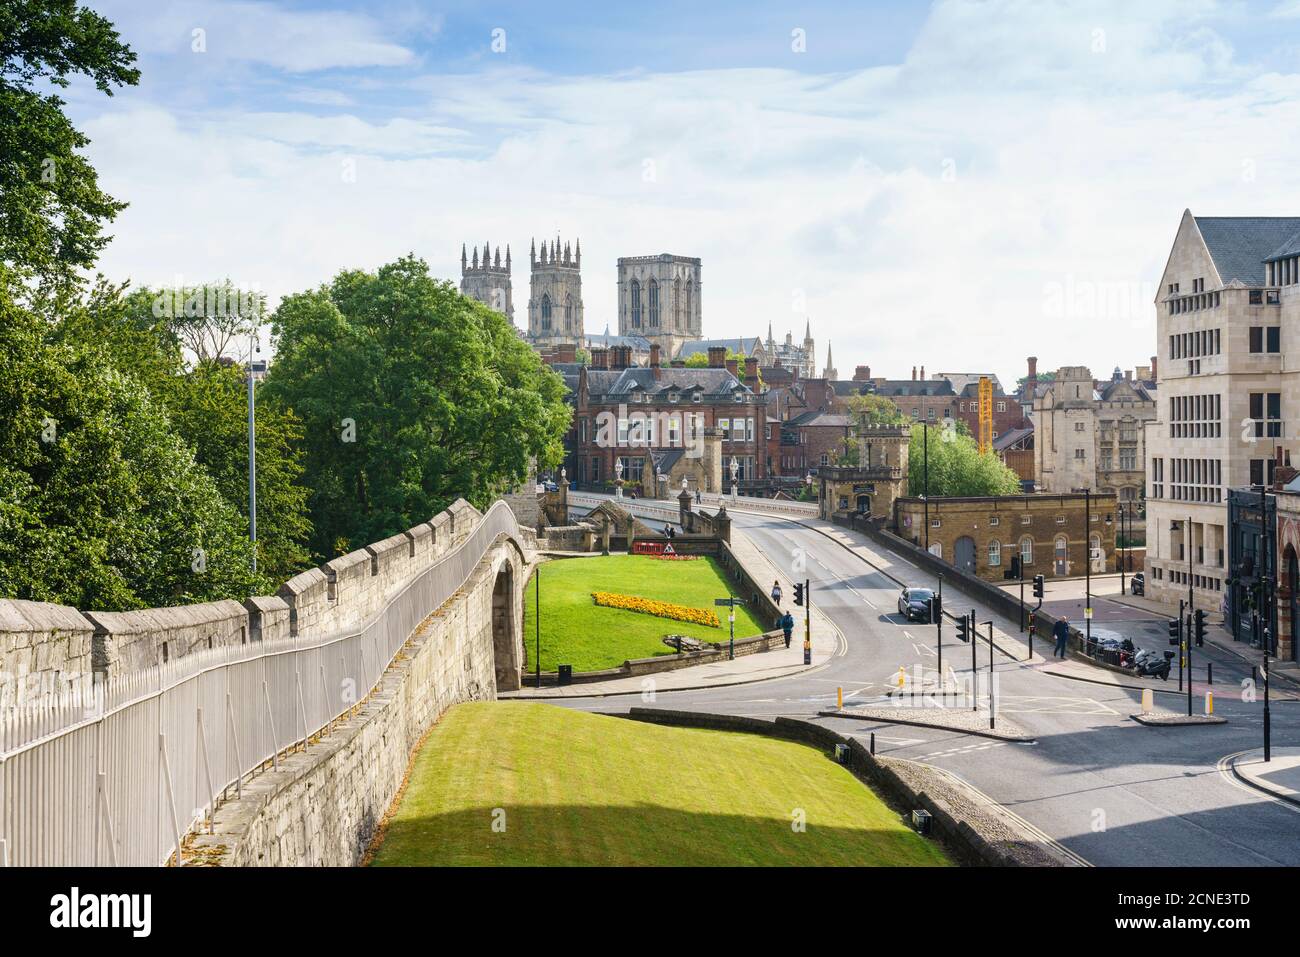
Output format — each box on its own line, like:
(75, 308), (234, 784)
(618, 709), (1064, 867)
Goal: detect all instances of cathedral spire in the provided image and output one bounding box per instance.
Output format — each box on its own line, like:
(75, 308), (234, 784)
(472, 246), (479, 269)
(505, 244), (511, 269)
(461, 243), (467, 269)
(530, 237), (536, 265)
(575, 238), (581, 266)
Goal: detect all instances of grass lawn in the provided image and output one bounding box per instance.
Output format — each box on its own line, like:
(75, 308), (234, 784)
(369, 702), (950, 867)
(522, 553), (772, 672)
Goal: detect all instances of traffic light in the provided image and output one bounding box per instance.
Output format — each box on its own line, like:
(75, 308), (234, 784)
(1193, 609), (1206, 647)
(956, 614), (969, 643)
(793, 583), (804, 606)
(1032, 575), (1045, 600)
(929, 594), (942, 623)
(1167, 619), (1179, 645)
(1010, 555), (1021, 579)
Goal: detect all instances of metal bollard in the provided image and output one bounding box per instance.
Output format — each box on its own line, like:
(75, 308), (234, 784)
(870, 732), (876, 755)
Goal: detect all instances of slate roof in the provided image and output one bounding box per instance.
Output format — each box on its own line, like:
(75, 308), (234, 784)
(1194, 217), (1300, 286)
(583, 332), (653, 349)
(786, 411), (851, 428)
(583, 366), (748, 398)
(865, 380), (956, 397)
(993, 426), (1033, 452)
(937, 373), (1005, 396)
(676, 337), (764, 358)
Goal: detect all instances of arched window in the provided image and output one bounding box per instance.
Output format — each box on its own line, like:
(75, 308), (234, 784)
(541, 293), (552, 330)
(1055, 535), (1068, 561)
(648, 279), (660, 327)
(564, 293), (573, 328)
(685, 279), (693, 329)
(630, 280), (641, 328)
(674, 277), (683, 330)
(1020, 537), (1033, 565)
(988, 540), (1001, 567)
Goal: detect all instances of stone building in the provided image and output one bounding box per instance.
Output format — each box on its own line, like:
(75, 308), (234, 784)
(894, 492), (1117, 581)
(527, 235), (585, 349)
(813, 424), (911, 522)
(616, 254), (703, 357)
(1145, 209), (1300, 612)
(571, 344), (764, 493)
(459, 242), (514, 320)
(764, 321), (817, 379)
(1030, 363), (1156, 501)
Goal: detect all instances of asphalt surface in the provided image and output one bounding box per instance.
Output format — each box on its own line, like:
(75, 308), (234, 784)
(564, 502), (1300, 866)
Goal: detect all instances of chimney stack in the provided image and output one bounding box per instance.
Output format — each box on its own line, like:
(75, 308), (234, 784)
(591, 348), (608, 369)
(708, 346), (726, 368)
(1150, 355), (1158, 382)
(911, 366), (917, 381)
(920, 365), (926, 380)
(1124, 369), (1132, 381)
(744, 356), (758, 385)
(725, 357), (739, 378)
(853, 365), (871, 381)
(650, 343), (661, 368)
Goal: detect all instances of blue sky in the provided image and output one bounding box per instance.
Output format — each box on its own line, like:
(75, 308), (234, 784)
(71, 0), (1300, 385)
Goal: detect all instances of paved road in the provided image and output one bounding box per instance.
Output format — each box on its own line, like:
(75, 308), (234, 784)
(563, 503), (1300, 866)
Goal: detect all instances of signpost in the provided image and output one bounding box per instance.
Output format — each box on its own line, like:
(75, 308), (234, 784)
(714, 596), (745, 660)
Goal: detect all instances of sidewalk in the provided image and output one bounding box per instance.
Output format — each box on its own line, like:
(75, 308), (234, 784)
(501, 523), (842, 699)
(1107, 590), (1300, 689)
(1230, 747), (1300, 806)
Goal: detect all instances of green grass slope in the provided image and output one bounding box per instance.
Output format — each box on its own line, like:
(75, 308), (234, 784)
(369, 702), (951, 867)
(522, 554), (773, 672)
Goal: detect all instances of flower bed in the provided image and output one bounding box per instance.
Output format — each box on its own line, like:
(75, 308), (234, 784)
(591, 591), (721, 628)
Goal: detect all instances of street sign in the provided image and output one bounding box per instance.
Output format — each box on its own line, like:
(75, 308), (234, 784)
(1084, 607), (1093, 619)
(714, 597), (745, 607)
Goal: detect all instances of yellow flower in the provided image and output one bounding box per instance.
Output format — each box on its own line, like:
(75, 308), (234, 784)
(591, 591), (721, 628)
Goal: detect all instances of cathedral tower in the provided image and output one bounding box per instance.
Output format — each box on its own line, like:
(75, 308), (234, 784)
(528, 235), (584, 346)
(459, 242), (514, 320)
(616, 253), (703, 357)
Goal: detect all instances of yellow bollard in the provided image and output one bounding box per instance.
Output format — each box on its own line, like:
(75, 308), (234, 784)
(897, 666), (905, 689)
(1205, 691), (1214, 716)
(837, 686), (843, 710)
(1141, 688), (1153, 714)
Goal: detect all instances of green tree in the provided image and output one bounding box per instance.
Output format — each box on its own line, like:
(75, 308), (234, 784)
(53, 283), (314, 583)
(0, 0), (139, 289)
(908, 423), (1022, 499)
(0, 274), (262, 610)
(261, 255), (571, 558)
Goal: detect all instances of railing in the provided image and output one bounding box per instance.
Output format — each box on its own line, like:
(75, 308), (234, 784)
(0, 501), (524, 867)
(569, 489), (816, 518)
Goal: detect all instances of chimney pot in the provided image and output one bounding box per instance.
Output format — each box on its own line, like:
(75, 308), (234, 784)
(650, 343), (661, 367)
(708, 346), (727, 368)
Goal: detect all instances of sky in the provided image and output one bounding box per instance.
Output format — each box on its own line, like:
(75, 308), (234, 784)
(68, 0), (1300, 387)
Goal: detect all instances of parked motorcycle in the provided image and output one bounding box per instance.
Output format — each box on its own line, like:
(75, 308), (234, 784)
(1131, 647), (1170, 680)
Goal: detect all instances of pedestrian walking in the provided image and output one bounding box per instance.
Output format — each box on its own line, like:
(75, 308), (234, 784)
(1220, 591), (1229, 625)
(771, 580), (782, 604)
(695, 488), (702, 504)
(780, 610), (795, 649)
(1052, 616), (1071, 659)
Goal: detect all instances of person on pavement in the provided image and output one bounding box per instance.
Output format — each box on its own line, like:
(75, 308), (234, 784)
(1053, 616), (1071, 659)
(780, 610), (795, 649)
(771, 580), (783, 604)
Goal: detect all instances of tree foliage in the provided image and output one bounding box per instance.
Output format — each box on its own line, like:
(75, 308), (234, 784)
(0, 274), (263, 610)
(260, 255), (571, 558)
(0, 0), (139, 290)
(908, 423), (1022, 499)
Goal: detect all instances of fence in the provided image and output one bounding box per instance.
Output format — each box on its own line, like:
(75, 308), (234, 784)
(0, 501), (524, 867)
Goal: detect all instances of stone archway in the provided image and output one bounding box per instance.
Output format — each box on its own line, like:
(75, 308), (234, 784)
(492, 562), (522, 691)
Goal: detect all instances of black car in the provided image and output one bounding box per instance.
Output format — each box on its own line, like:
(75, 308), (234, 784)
(897, 587), (935, 622)
(1129, 572), (1145, 596)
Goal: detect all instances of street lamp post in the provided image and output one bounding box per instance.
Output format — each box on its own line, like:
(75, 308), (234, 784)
(1119, 503), (1126, 595)
(1259, 484), (1271, 762)
(1084, 488), (1091, 650)
(246, 325), (260, 573)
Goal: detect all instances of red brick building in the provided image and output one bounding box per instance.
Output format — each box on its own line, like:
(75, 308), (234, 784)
(571, 345), (767, 493)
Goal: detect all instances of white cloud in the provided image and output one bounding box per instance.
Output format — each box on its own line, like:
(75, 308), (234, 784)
(96, 0), (416, 72)
(82, 0), (1300, 387)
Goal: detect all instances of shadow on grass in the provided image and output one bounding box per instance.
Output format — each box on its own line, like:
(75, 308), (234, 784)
(370, 803), (949, 867)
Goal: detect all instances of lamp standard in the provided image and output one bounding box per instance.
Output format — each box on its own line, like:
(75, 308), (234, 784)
(1119, 502), (1126, 595)
(246, 322), (261, 573)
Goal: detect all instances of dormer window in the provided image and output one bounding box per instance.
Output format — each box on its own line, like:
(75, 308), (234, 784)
(733, 390), (743, 402)
(669, 390), (679, 403)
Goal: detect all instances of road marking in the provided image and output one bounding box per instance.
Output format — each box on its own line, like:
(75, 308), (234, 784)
(1216, 751), (1300, 816)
